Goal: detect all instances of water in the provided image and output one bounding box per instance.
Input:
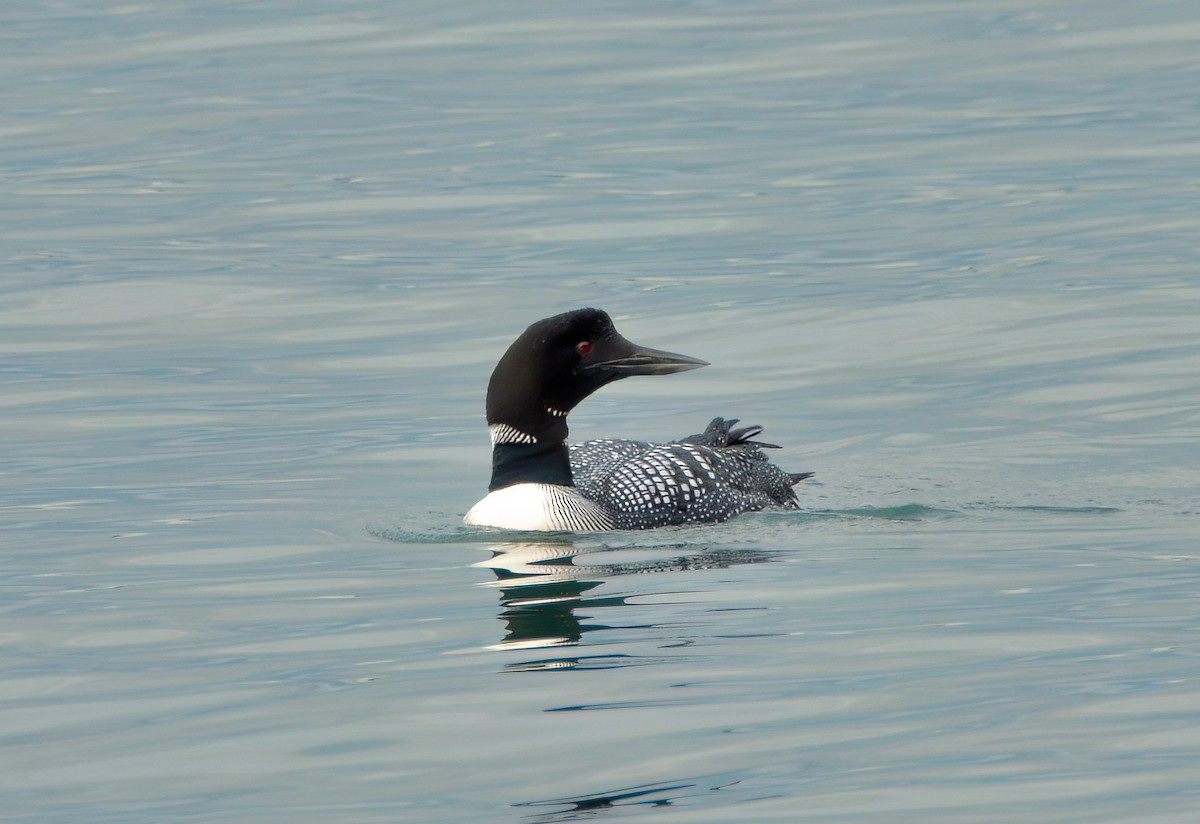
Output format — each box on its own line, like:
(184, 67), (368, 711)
(3, 1), (1199, 821)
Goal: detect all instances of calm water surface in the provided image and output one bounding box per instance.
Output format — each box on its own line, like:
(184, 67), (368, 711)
(3, 1), (1199, 821)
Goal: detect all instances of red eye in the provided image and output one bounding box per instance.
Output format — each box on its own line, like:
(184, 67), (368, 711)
(576, 341), (593, 356)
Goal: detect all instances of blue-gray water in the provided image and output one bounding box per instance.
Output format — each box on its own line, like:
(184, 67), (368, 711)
(3, 1), (1199, 821)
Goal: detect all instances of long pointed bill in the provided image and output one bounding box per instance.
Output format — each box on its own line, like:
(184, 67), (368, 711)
(579, 334), (709, 376)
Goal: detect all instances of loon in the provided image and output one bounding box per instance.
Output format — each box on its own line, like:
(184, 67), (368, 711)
(463, 308), (811, 531)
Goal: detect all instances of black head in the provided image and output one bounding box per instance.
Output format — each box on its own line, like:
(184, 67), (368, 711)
(485, 308), (708, 443)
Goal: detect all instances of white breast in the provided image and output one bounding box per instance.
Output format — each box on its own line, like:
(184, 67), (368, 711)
(463, 483), (615, 531)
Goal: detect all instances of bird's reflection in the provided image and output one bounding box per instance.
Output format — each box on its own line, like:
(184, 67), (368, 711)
(474, 540), (773, 672)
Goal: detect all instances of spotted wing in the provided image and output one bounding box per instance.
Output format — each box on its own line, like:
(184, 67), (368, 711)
(570, 431), (802, 530)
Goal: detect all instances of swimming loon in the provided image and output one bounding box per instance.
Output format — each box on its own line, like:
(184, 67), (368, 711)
(463, 308), (811, 531)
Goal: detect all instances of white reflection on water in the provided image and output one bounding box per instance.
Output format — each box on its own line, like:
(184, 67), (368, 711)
(474, 541), (775, 668)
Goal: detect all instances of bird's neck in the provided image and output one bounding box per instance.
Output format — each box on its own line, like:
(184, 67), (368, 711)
(488, 439), (573, 491)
